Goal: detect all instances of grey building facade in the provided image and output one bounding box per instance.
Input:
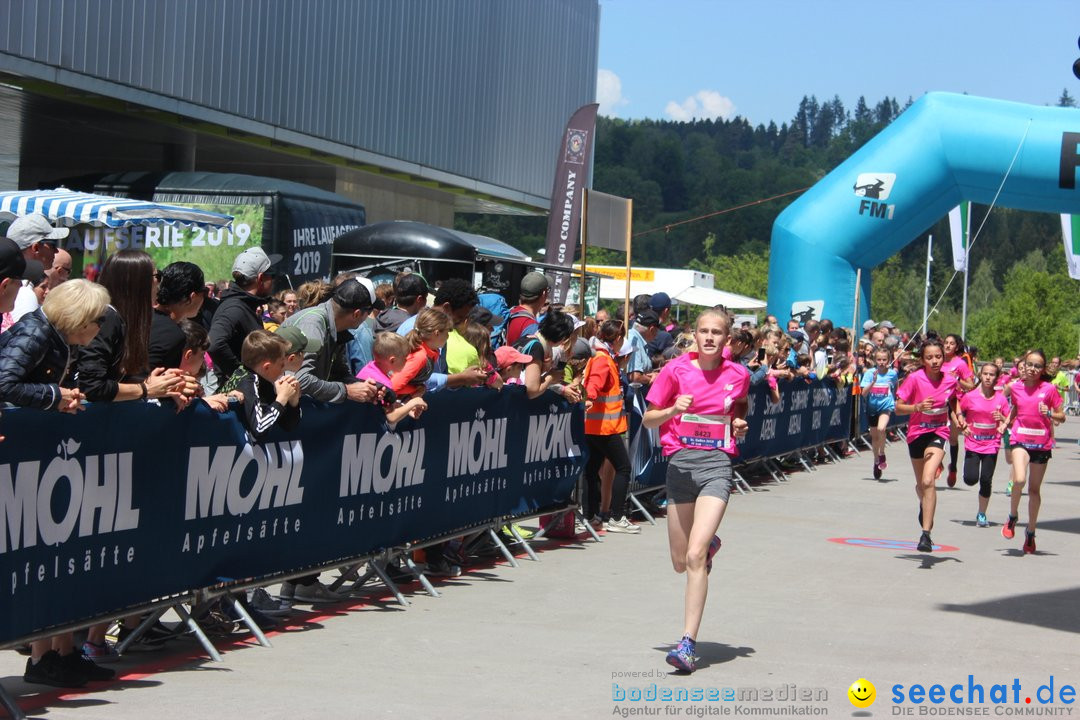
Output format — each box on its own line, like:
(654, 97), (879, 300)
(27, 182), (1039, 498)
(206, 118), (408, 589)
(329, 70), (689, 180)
(0, 0), (600, 223)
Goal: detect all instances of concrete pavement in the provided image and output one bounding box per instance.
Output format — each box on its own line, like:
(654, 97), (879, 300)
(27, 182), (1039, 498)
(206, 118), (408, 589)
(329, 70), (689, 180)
(4, 418), (1080, 719)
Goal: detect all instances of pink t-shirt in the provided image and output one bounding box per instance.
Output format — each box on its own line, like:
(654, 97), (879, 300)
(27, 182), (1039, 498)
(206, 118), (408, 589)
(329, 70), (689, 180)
(646, 352), (750, 458)
(1008, 379), (1062, 451)
(897, 369), (959, 442)
(356, 361), (393, 387)
(942, 356), (973, 395)
(959, 389), (1010, 454)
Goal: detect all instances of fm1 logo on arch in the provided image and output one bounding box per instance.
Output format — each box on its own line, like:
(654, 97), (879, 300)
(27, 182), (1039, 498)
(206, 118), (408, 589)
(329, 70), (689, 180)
(854, 172), (896, 220)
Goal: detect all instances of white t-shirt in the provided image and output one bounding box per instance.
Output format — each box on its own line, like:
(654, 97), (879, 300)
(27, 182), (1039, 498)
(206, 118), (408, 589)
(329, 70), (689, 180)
(10, 283), (39, 322)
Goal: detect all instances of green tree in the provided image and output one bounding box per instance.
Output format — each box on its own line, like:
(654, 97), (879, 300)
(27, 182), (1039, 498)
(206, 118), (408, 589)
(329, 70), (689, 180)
(967, 265), (1079, 359)
(687, 233), (769, 300)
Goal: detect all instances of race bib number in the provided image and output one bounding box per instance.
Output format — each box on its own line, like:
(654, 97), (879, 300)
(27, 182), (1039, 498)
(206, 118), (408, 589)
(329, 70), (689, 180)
(1015, 426), (1043, 437)
(870, 385), (890, 396)
(678, 413), (732, 450)
(922, 405), (946, 415)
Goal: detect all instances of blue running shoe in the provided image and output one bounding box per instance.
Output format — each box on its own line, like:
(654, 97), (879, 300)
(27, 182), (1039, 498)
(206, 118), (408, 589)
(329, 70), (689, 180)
(976, 512), (988, 528)
(666, 636), (697, 673)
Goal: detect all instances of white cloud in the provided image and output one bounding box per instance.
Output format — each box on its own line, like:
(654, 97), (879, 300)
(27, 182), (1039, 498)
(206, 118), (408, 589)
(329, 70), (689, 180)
(596, 68), (628, 116)
(664, 90), (736, 122)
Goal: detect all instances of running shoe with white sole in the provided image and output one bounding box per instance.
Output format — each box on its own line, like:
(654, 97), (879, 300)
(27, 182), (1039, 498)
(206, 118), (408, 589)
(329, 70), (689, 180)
(604, 516), (641, 534)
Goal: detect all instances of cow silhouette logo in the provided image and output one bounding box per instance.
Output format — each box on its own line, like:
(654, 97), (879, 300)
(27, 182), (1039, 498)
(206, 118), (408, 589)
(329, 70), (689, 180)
(853, 173), (896, 200)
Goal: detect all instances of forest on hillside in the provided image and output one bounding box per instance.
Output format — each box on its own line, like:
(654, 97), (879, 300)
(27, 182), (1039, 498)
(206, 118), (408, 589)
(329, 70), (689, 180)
(457, 90), (1080, 358)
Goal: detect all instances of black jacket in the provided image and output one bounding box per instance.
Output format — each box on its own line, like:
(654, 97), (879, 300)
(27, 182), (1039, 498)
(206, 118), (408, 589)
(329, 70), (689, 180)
(67, 306), (126, 402)
(0, 308), (71, 410)
(208, 283), (265, 381)
(236, 368), (301, 442)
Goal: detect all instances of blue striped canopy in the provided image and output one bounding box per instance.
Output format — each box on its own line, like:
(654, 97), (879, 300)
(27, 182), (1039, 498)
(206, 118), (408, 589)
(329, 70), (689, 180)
(0, 188), (233, 229)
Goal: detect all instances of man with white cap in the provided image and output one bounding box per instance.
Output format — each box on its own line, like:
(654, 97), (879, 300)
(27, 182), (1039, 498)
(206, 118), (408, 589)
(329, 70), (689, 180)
(209, 246), (282, 385)
(7, 213), (67, 322)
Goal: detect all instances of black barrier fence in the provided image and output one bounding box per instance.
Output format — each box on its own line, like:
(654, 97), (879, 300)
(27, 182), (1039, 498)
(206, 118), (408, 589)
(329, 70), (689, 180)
(628, 378), (858, 496)
(0, 387), (584, 646)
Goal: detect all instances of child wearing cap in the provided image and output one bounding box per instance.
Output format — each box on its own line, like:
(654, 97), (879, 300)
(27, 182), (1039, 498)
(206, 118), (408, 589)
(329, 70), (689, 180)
(495, 345), (532, 385)
(236, 329), (301, 442)
(356, 331), (428, 424)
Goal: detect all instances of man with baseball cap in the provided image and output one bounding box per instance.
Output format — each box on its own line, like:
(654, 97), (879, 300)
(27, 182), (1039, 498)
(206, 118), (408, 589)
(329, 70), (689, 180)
(646, 291), (675, 357)
(627, 308), (661, 385)
(282, 274), (381, 404)
(505, 271), (548, 346)
(0, 236), (27, 317)
(8, 214), (67, 322)
(209, 246), (282, 384)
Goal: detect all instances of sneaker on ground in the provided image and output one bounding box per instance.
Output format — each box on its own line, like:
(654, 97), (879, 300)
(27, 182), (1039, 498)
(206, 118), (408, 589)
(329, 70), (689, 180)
(1023, 531), (1036, 554)
(63, 649), (116, 682)
(277, 580), (296, 600)
(604, 516), (641, 534)
(665, 637), (697, 673)
(426, 559), (463, 577)
(873, 462), (882, 480)
(976, 512), (989, 528)
(383, 562), (415, 584)
(916, 531), (933, 553)
(291, 582), (344, 604)
(248, 588), (293, 617)
(878, 454), (887, 470)
(947, 469), (957, 488)
(706, 535), (722, 574)
(224, 598), (279, 630)
(23, 651), (87, 688)
(507, 523), (534, 539)
(1001, 514), (1017, 540)
(1004, 480), (1013, 496)
(81, 640), (120, 664)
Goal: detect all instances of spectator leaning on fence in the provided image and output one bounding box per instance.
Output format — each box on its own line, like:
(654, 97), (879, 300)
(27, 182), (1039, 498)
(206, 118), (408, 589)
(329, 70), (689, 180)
(627, 309), (661, 385)
(69, 250), (193, 404)
(209, 246), (282, 385)
(235, 328), (302, 443)
(149, 261), (206, 369)
(281, 276), (381, 404)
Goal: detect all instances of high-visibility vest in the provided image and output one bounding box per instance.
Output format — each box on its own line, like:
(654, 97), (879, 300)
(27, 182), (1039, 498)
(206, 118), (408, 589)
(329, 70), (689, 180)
(584, 348), (628, 436)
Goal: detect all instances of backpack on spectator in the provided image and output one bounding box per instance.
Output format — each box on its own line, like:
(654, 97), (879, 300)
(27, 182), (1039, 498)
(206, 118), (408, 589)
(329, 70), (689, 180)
(498, 307), (539, 349)
(477, 291), (511, 348)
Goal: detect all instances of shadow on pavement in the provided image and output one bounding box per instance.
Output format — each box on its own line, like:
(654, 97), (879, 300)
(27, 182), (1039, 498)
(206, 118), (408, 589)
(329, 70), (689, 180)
(893, 553), (962, 570)
(1023, 517), (1080, 535)
(939, 586), (1080, 633)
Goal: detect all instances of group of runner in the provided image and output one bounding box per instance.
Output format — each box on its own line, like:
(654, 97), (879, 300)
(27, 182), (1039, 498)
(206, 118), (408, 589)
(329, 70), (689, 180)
(865, 335), (1065, 554)
(647, 313), (1067, 675)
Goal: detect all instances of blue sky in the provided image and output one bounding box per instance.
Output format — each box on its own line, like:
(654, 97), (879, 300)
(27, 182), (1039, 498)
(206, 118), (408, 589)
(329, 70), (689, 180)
(597, 0), (1080, 125)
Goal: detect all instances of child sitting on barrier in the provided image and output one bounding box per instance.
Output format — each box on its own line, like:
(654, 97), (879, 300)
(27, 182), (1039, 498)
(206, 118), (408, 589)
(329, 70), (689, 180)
(392, 307), (452, 398)
(236, 328), (302, 442)
(356, 331), (428, 424)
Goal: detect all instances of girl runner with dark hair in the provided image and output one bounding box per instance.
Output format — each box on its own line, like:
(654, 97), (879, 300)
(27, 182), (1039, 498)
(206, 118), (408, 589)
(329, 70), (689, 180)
(1000, 349), (1065, 553)
(955, 362), (1010, 527)
(643, 309), (750, 673)
(895, 337), (959, 552)
(942, 334), (976, 487)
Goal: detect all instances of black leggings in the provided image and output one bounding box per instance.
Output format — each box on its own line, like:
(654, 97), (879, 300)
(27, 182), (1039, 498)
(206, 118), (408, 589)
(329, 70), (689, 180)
(584, 433), (631, 521)
(963, 450), (997, 499)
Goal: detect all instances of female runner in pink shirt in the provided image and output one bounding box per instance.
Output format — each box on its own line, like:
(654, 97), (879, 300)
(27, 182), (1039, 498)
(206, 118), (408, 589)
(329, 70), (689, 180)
(643, 310), (750, 673)
(955, 363), (1010, 528)
(1000, 349), (1065, 553)
(942, 334), (976, 487)
(895, 338), (959, 552)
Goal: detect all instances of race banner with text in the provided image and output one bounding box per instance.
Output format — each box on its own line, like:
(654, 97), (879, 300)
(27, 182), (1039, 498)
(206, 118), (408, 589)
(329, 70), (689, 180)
(0, 387), (584, 643)
(629, 379), (854, 492)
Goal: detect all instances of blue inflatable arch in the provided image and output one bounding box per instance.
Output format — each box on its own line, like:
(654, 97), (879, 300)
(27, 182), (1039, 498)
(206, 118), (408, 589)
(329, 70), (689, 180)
(768, 92), (1080, 325)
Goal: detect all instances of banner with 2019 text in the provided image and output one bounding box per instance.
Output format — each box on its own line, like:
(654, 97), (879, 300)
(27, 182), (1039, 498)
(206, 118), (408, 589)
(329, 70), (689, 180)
(0, 387), (584, 643)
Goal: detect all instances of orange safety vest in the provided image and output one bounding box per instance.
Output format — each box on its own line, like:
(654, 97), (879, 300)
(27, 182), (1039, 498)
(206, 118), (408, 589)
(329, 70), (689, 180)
(583, 348), (628, 436)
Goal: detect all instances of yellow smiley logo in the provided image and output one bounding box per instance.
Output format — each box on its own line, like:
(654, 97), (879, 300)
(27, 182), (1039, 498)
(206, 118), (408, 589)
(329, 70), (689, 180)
(848, 678), (876, 709)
